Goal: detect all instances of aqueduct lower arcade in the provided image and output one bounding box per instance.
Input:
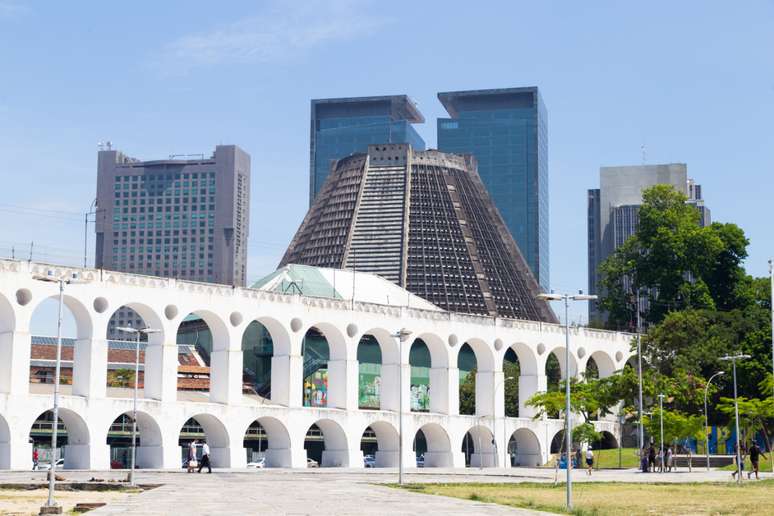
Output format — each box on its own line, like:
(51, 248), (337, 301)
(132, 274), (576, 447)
(0, 260), (631, 470)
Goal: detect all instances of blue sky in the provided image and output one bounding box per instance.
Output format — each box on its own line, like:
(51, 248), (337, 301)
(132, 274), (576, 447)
(1, 0), (772, 331)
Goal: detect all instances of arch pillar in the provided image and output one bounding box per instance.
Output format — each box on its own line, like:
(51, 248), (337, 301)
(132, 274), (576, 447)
(144, 334), (177, 402)
(380, 361), (409, 412)
(64, 443), (110, 470)
(475, 370), (503, 418)
(327, 358), (358, 410)
(430, 366), (458, 415)
(210, 334), (243, 405)
(73, 338), (107, 398)
(1, 434), (32, 470)
(519, 374), (547, 418)
(271, 354), (302, 407)
(0, 330), (30, 395)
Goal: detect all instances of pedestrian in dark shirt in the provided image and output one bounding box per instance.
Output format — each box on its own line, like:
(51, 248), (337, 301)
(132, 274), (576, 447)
(648, 445), (656, 472)
(747, 443), (767, 480)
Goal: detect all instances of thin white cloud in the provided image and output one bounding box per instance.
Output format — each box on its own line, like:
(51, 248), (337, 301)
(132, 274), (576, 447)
(0, 0), (29, 18)
(156, 0), (389, 72)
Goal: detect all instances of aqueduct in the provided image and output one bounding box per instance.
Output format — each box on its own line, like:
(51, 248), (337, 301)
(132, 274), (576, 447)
(0, 259), (629, 470)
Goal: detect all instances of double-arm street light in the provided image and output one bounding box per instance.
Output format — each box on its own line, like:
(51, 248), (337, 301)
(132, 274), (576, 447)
(115, 326), (161, 486)
(392, 328), (412, 486)
(703, 371), (725, 470)
(720, 353), (750, 484)
(32, 269), (89, 512)
(536, 291), (597, 512)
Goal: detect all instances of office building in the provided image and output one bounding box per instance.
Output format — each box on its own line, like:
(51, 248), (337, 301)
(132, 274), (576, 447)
(309, 95), (425, 204)
(437, 87), (549, 291)
(587, 163), (710, 323)
(95, 145), (251, 336)
(282, 143), (556, 322)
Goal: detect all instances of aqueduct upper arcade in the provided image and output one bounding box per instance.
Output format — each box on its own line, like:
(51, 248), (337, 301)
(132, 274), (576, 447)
(0, 259), (632, 470)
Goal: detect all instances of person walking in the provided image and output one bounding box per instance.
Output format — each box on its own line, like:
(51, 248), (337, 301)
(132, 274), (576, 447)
(731, 442), (746, 480)
(585, 446), (594, 476)
(666, 446), (674, 472)
(648, 444), (656, 472)
(187, 440), (198, 473)
(32, 449), (39, 471)
(198, 441), (212, 474)
(747, 442), (767, 480)
(574, 447), (582, 469)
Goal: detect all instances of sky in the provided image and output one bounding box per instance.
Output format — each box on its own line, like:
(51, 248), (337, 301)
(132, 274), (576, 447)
(1, 0), (773, 332)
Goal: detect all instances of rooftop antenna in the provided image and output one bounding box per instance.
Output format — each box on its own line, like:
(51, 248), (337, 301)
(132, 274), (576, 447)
(641, 144), (647, 165)
(106, 141), (112, 151)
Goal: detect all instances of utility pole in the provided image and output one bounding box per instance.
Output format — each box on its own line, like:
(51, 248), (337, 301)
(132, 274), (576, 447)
(636, 291), (644, 452)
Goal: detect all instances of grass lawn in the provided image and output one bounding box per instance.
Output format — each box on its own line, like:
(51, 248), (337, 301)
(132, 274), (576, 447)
(543, 448), (640, 469)
(394, 480), (774, 515)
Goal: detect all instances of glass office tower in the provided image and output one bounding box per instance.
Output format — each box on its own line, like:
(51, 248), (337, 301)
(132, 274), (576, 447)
(437, 87), (549, 291)
(309, 95), (425, 204)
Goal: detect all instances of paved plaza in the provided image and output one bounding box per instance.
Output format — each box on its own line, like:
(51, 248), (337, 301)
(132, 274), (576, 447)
(0, 467), (766, 515)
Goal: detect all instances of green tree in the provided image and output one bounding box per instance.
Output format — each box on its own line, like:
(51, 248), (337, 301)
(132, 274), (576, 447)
(459, 368), (476, 415)
(109, 368), (135, 388)
(598, 184), (751, 329)
(717, 397), (774, 450)
(643, 408), (704, 448)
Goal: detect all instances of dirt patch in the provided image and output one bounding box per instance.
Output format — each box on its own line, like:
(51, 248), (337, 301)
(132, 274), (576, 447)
(0, 484), (150, 515)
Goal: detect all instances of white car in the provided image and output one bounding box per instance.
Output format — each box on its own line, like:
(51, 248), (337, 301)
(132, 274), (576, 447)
(35, 458), (64, 471)
(247, 457), (266, 469)
(306, 458), (319, 468)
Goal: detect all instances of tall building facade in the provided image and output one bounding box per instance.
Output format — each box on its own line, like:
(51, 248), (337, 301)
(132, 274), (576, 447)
(437, 87), (549, 291)
(587, 163), (710, 322)
(283, 143), (556, 323)
(95, 145), (250, 335)
(309, 95), (425, 205)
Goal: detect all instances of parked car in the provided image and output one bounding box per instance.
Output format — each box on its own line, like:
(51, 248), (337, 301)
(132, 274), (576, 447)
(363, 455), (375, 468)
(247, 457), (266, 469)
(306, 458), (319, 468)
(34, 458), (64, 471)
(416, 454), (425, 468)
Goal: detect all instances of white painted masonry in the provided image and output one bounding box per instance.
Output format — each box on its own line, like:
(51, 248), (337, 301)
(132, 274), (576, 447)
(0, 260), (631, 470)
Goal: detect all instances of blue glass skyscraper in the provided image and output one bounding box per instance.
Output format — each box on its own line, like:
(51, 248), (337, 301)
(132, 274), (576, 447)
(309, 95), (425, 205)
(437, 87), (549, 291)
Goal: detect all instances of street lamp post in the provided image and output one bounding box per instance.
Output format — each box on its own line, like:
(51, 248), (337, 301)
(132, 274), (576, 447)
(32, 270), (88, 512)
(769, 259), (773, 472)
(720, 353), (751, 484)
(658, 394), (665, 473)
(494, 376), (514, 468)
(536, 291), (597, 512)
(703, 371), (725, 470)
(116, 326), (161, 486)
(392, 328), (412, 486)
(635, 291), (645, 452)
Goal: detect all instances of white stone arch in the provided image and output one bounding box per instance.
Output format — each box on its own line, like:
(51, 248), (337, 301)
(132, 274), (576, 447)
(455, 338), (498, 417)
(509, 428), (542, 467)
(0, 291), (16, 332)
(415, 422), (454, 467)
(462, 424), (497, 467)
(305, 418), (352, 467)
(242, 416), (292, 468)
(303, 322), (347, 361)
(544, 346), (579, 379)
(105, 409), (165, 469)
(239, 315), (290, 356)
(179, 413), (231, 467)
(456, 338), (497, 372)
(28, 408), (91, 469)
(26, 293), (94, 339)
(508, 342), (539, 376)
(508, 341), (543, 418)
(102, 300), (167, 342)
(361, 420), (399, 467)
(0, 413), (11, 469)
(411, 332), (449, 367)
(176, 308), (230, 352)
(359, 327), (399, 366)
(585, 350), (617, 379)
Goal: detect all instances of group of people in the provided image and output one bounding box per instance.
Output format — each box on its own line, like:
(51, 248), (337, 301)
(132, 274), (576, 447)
(731, 442), (768, 480)
(568, 447), (595, 475)
(639, 444), (675, 473)
(186, 439), (212, 474)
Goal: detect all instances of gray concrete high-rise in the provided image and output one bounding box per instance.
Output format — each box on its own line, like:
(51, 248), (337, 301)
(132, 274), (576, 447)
(437, 87), (549, 291)
(587, 163), (710, 323)
(96, 145), (250, 336)
(96, 145), (250, 286)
